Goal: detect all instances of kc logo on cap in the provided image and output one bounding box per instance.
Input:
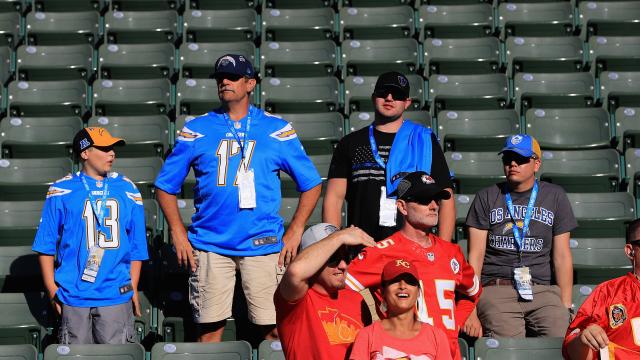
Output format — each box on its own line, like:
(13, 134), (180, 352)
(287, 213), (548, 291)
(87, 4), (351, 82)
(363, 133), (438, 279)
(396, 259), (411, 268)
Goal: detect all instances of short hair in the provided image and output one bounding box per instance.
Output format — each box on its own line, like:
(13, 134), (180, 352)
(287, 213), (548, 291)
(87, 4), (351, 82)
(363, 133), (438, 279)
(626, 218), (640, 244)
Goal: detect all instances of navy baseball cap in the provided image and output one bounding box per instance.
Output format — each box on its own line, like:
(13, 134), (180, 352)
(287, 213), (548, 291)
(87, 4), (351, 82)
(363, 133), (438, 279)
(373, 71), (410, 100)
(498, 134), (541, 159)
(213, 54), (255, 79)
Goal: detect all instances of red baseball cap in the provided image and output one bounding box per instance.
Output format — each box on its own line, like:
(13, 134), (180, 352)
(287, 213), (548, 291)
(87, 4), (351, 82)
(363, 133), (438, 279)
(381, 259), (420, 284)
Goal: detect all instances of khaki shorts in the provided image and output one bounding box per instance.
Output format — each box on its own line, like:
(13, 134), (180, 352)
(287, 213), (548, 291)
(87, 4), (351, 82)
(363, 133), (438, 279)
(189, 250), (283, 325)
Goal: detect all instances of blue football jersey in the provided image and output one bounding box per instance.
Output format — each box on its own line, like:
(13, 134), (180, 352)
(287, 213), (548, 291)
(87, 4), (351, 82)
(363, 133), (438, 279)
(155, 106), (322, 256)
(32, 172), (149, 307)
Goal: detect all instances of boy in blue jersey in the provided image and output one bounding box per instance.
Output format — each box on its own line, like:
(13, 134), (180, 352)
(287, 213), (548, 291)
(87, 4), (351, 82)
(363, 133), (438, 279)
(155, 54), (322, 342)
(33, 127), (149, 344)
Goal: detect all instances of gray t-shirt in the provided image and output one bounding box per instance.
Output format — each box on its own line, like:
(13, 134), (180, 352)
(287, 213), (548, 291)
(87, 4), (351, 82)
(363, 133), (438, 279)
(465, 181), (577, 285)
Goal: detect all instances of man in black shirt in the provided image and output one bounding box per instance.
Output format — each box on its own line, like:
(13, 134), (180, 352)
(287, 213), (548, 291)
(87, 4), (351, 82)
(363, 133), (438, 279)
(323, 72), (454, 242)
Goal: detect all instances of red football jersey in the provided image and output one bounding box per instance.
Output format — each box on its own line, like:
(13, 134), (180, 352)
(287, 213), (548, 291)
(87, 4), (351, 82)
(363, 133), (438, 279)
(346, 231), (481, 360)
(563, 273), (640, 360)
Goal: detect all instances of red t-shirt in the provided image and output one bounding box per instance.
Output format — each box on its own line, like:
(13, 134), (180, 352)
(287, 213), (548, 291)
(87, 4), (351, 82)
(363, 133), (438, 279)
(563, 273), (640, 360)
(345, 231), (481, 360)
(350, 321), (452, 360)
(275, 287), (369, 360)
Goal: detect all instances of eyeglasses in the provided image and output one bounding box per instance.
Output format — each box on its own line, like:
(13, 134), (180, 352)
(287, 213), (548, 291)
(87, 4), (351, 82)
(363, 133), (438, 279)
(373, 88), (408, 101)
(501, 153), (535, 166)
(326, 246), (353, 267)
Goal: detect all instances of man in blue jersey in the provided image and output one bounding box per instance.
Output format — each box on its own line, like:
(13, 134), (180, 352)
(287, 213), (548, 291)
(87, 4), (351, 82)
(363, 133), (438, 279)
(155, 54), (322, 342)
(33, 127), (149, 344)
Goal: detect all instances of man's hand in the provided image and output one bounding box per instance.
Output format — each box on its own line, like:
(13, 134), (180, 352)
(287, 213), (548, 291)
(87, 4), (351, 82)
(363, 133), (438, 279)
(47, 286), (61, 316)
(462, 309), (483, 338)
(171, 227), (196, 272)
(579, 324), (609, 351)
(132, 290), (142, 317)
(279, 225), (304, 267)
(338, 226), (376, 248)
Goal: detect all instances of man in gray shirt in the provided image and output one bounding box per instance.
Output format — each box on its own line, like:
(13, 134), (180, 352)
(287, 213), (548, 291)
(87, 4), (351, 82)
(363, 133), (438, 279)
(462, 134), (576, 338)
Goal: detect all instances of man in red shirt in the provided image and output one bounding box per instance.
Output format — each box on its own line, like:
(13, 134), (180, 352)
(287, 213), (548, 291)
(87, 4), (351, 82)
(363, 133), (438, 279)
(563, 218), (640, 360)
(345, 171), (481, 360)
(275, 224), (375, 360)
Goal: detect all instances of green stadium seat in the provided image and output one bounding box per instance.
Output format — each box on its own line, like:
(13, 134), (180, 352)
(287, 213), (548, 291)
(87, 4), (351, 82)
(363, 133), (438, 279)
(457, 239), (468, 256)
(538, 149), (620, 193)
(110, 156), (164, 198)
(98, 43), (175, 79)
(625, 147), (640, 198)
(265, 0), (334, 8)
(339, 6), (414, 41)
(160, 315), (236, 342)
(0, 344), (37, 360)
(262, 7), (335, 42)
(33, 0), (105, 12)
(454, 193), (474, 242)
(458, 338), (470, 360)
(110, 0), (180, 11)
(616, 107), (640, 152)
(474, 337), (564, 359)
(176, 78), (219, 115)
(184, 8), (257, 42)
(87, 115), (170, 157)
(261, 40), (337, 78)
(282, 154), (332, 185)
(258, 340), (284, 360)
(0, 246), (42, 292)
(588, 36), (640, 76)
(446, 151), (504, 194)
(43, 344), (145, 360)
(348, 111), (431, 132)
(498, 2), (574, 39)
(277, 112), (343, 144)
(345, 74), (424, 113)
(176, 198), (195, 226)
(0, 11), (20, 47)
(151, 341), (251, 359)
(506, 36), (584, 77)
(0, 46), (11, 85)
(133, 291), (155, 344)
(570, 237), (630, 284)
(142, 199), (162, 243)
(578, 1), (640, 40)
(513, 72), (595, 115)
(418, 4), (494, 40)
(25, 11), (100, 46)
(524, 107), (610, 149)
(16, 44), (93, 81)
(0, 157), (72, 201)
(568, 192), (635, 238)
(0, 116), (82, 158)
(599, 71), (640, 113)
(428, 73), (509, 116)
(0, 293), (50, 353)
(93, 78), (171, 116)
(261, 76), (339, 113)
(8, 80), (88, 117)
(572, 284), (596, 311)
(179, 41), (256, 79)
(341, 38), (419, 77)
(189, 0), (256, 10)
(105, 10), (178, 44)
(437, 109), (519, 152)
(424, 37), (500, 76)
(0, 0), (24, 12)
(281, 197), (322, 225)
(0, 200), (42, 247)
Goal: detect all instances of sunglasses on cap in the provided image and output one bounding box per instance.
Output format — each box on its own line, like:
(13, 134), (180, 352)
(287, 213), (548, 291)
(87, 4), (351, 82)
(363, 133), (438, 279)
(373, 88), (408, 101)
(501, 152), (535, 166)
(326, 246), (353, 267)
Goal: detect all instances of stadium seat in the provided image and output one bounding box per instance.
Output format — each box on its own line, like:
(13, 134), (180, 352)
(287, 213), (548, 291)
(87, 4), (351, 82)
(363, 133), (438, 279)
(344, 74), (424, 113)
(188, 0), (257, 10)
(339, 5), (414, 41)
(454, 193), (474, 242)
(43, 344), (145, 360)
(0, 200), (42, 247)
(341, 38), (419, 77)
(281, 154), (332, 185)
(8, 79), (88, 117)
(25, 11), (100, 46)
(0, 0), (25, 12)
(16, 44), (94, 81)
(264, 0), (334, 8)
(0, 344), (37, 360)
(98, 43), (175, 79)
(151, 341), (251, 359)
(105, 10), (178, 44)
(176, 198), (195, 226)
(428, 73), (509, 116)
(281, 197), (322, 225)
(570, 237), (630, 284)
(423, 37), (500, 76)
(110, 157), (164, 198)
(437, 109), (519, 152)
(616, 107), (640, 152)
(262, 7), (335, 42)
(179, 41), (256, 79)
(458, 338), (470, 360)
(183, 8), (257, 42)
(0, 116), (82, 158)
(457, 239), (468, 256)
(538, 149), (620, 193)
(258, 340), (284, 360)
(0, 11), (20, 47)
(588, 36), (640, 76)
(87, 115), (170, 157)
(110, 0), (179, 11)
(176, 78), (220, 115)
(568, 192), (635, 238)
(261, 76), (339, 113)
(0, 293), (50, 353)
(278, 112), (343, 144)
(446, 151), (504, 194)
(133, 291), (155, 344)
(474, 337), (564, 359)
(93, 78), (171, 116)
(348, 111), (431, 132)
(506, 36), (584, 76)
(142, 199), (162, 243)
(524, 107), (610, 149)
(498, 2), (574, 39)
(418, 4), (494, 40)
(0, 157), (73, 201)
(572, 284), (596, 311)
(261, 40), (337, 78)
(513, 72), (595, 115)
(625, 148), (640, 198)
(578, 1), (640, 40)
(599, 71), (640, 113)
(0, 46), (11, 85)
(0, 246), (42, 292)
(33, 0), (105, 12)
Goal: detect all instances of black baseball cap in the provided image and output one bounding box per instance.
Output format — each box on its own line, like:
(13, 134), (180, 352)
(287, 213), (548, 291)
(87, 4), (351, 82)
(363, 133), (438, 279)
(373, 71), (410, 100)
(392, 171), (451, 203)
(213, 54), (256, 79)
(73, 127), (125, 155)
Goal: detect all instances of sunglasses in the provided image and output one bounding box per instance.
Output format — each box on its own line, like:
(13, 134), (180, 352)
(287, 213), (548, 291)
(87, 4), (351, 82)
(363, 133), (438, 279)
(214, 73), (245, 82)
(404, 197), (441, 206)
(501, 153), (535, 166)
(373, 88), (408, 101)
(92, 145), (115, 153)
(326, 246), (353, 267)
(383, 274), (420, 287)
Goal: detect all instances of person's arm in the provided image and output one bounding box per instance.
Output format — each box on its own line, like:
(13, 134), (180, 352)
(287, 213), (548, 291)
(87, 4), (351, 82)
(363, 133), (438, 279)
(437, 189), (455, 241)
(157, 189), (194, 272)
(38, 254), (61, 315)
(562, 280), (608, 360)
(462, 227), (488, 337)
(323, 178), (347, 228)
(348, 324), (373, 360)
(278, 227), (375, 302)
(553, 231), (573, 308)
(279, 184), (322, 267)
(564, 325), (606, 360)
(130, 260), (142, 317)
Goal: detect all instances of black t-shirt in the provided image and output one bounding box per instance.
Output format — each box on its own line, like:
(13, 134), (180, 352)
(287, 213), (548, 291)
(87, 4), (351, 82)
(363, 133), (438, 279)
(327, 125), (453, 241)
